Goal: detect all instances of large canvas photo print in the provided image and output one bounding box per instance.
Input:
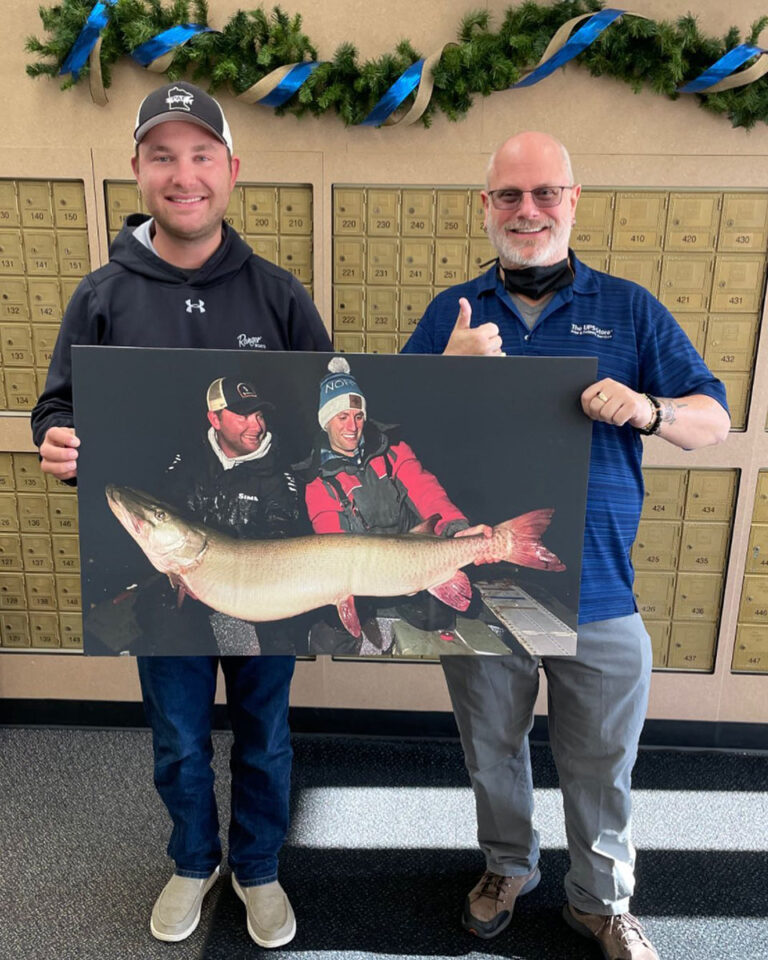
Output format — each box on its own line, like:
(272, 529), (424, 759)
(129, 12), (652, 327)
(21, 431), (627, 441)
(73, 349), (595, 658)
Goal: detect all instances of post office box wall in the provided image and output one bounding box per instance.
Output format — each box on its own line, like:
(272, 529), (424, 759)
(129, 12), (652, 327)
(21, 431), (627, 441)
(633, 468), (738, 673)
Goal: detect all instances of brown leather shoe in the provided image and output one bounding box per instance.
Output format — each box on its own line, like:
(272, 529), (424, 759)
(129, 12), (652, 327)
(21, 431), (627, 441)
(461, 867), (540, 939)
(563, 903), (660, 959)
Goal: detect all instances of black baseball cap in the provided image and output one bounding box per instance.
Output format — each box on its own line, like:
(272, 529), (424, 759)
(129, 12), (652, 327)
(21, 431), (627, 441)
(134, 82), (233, 152)
(207, 378), (274, 415)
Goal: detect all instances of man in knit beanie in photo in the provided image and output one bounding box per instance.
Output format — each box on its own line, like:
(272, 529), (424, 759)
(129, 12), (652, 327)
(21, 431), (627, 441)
(297, 357), (490, 653)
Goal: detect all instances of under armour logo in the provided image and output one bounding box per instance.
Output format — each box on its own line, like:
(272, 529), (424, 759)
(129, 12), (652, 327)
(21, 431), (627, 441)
(186, 299), (205, 314)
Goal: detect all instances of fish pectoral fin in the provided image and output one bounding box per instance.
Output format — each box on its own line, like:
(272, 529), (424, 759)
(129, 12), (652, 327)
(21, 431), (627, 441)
(428, 572), (472, 611)
(166, 575), (185, 608)
(337, 596), (362, 638)
(167, 575), (199, 607)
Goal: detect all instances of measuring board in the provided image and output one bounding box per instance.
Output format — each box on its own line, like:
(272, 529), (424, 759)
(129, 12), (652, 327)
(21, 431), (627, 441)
(475, 579), (577, 657)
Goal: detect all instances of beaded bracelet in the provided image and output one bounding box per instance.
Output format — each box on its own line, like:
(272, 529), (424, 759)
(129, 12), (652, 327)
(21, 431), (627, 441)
(637, 394), (662, 435)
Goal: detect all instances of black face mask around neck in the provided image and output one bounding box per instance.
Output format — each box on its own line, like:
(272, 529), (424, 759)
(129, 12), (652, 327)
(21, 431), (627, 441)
(501, 256), (574, 300)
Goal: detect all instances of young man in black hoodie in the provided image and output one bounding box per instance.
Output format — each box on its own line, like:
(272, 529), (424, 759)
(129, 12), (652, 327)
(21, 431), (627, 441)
(31, 82), (331, 948)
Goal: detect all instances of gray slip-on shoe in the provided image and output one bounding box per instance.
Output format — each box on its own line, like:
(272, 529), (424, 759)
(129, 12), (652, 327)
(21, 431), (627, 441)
(232, 874), (296, 948)
(150, 866), (219, 942)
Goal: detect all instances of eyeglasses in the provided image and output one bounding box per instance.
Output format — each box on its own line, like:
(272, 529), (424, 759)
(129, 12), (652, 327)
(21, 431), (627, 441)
(487, 186), (573, 210)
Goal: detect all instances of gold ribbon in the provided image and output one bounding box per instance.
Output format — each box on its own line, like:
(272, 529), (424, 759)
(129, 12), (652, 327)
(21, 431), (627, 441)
(87, 29), (203, 104)
(235, 64), (305, 105)
(145, 50), (177, 74)
(524, 10), (768, 94)
(519, 11), (651, 84)
(702, 54), (768, 92)
(235, 42), (457, 126)
(88, 36), (108, 106)
(384, 42), (458, 126)
(82, 9), (764, 115)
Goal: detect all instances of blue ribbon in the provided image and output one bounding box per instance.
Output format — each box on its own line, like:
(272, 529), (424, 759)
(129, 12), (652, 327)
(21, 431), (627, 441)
(360, 58), (425, 126)
(59, 0), (117, 79)
(257, 61), (323, 107)
(678, 44), (765, 93)
(131, 24), (215, 67)
(513, 8), (624, 88)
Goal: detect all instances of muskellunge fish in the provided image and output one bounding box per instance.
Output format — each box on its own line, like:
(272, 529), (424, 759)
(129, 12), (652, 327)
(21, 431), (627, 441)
(106, 484), (565, 637)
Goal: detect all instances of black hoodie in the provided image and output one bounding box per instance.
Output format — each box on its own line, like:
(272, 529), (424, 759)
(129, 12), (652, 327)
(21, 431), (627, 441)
(31, 214), (331, 446)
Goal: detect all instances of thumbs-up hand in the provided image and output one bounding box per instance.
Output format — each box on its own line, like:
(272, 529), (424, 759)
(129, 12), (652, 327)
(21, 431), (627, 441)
(444, 298), (505, 356)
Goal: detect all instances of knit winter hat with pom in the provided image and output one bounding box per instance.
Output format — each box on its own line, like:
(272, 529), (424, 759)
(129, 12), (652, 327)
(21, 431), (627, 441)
(318, 356), (367, 429)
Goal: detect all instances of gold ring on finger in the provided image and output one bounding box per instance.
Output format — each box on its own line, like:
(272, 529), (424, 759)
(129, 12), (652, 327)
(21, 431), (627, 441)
(597, 391), (609, 403)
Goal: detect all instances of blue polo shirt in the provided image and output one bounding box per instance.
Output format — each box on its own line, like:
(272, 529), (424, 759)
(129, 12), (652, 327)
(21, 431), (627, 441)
(401, 255), (728, 624)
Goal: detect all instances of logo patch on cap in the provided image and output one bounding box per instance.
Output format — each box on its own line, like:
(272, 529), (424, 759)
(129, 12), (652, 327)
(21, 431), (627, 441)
(165, 86), (194, 113)
(237, 382), (259, 399)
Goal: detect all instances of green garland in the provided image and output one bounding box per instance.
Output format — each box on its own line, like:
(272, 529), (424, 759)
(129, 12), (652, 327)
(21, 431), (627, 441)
(25, 0), (768, 129)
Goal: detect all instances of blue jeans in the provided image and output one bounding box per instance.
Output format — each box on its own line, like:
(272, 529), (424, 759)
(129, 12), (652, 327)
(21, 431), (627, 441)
(137, 655), (295, 886)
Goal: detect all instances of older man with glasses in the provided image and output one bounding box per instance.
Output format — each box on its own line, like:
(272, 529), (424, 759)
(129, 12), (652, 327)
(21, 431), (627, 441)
(402, 131), (730, 960)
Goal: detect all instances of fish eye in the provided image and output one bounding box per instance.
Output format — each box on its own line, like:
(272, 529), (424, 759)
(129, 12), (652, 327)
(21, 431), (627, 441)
(154, 509), (166, 522)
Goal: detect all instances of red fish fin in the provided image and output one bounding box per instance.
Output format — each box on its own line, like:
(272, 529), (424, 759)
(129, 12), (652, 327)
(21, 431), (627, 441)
(478, 508), (566, 571)
(337, 596), (362, 637)
(168, 575), (199, 607)
(409, 514), (440, 535)
(111, 589), (135, 606)
(428, 571), (472, 611)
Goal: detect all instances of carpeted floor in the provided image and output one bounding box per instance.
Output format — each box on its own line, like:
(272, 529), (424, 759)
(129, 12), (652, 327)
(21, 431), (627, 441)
(1, 729), (766, 960)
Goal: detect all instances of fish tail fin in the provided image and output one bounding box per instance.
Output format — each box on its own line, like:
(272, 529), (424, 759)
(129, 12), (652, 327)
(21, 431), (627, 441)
(477, 508), (566, 571)
(428, 571), (472, 611)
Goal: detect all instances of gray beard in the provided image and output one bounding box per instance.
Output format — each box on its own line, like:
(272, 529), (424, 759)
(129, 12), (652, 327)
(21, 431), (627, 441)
(487, 217), (571, 268)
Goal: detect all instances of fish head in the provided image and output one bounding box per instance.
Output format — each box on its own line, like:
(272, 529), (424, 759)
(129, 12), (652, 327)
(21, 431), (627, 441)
(105, 484), (208, 575)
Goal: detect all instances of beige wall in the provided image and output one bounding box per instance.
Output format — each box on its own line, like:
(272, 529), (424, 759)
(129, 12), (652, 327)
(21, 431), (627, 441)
(2, 0), (768, 724)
